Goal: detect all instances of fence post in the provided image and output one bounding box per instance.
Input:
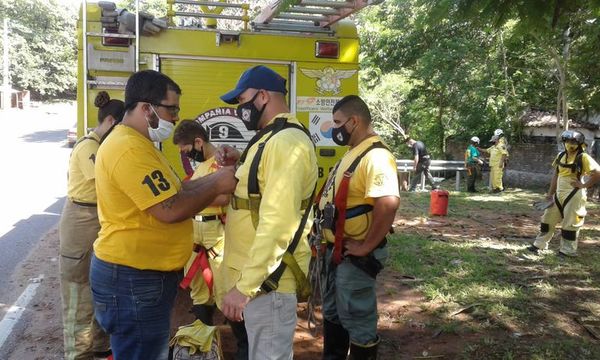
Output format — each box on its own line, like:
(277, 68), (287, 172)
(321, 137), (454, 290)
(455, 170), (460, 191)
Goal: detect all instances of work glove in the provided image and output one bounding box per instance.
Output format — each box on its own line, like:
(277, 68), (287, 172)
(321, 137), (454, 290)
(532, 199), (554, 211)
(98, 1), (116, 11)
(117, 9), (165, 35)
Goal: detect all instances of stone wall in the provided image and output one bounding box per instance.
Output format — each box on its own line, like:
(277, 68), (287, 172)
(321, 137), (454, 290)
(445, 141), (557, 189)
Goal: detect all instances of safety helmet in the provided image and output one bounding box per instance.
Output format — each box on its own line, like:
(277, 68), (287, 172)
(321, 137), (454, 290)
(494, 129), (504, 137)
(470, 136), (480, 144)
(561, 130), (585, 145)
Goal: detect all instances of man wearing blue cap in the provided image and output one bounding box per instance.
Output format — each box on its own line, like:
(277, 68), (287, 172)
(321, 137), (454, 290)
(218, 65), (318, 359)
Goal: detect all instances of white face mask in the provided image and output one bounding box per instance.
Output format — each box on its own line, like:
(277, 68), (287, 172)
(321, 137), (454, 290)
(146, 105), (175, 142)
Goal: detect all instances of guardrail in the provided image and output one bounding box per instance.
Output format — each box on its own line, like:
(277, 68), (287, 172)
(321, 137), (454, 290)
(397, 160), (467, 191)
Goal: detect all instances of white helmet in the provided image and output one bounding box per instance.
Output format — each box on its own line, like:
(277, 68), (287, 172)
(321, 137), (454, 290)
(494, 129), (504, 137)
(470, 136), (480, 144)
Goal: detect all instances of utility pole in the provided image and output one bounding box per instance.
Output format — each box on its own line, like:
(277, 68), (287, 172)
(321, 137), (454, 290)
(1, 18), (10, 110)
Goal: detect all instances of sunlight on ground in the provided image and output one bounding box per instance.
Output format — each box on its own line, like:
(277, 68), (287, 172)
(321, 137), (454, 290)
(390, 184), (600, 357)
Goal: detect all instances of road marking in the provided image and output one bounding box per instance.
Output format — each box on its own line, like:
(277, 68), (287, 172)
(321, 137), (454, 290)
(0, 274), (44, 350)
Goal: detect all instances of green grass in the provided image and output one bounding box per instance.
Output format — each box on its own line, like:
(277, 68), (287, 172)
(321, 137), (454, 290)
(390, 186), (600, 358)
(460, 337), (600, 360)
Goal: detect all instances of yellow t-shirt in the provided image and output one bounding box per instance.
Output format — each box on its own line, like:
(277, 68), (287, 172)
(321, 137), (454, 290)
(94, 125), (193, 271)
(223, 114), (318, 297)
(553, 152), (600, 179)
(67, 132), (100, 203)
(318, 135), (399, 243)
(190, 156), (224, 216)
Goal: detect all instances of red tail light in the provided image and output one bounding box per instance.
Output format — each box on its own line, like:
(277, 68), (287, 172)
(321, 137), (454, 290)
(315, 41), (339, 59)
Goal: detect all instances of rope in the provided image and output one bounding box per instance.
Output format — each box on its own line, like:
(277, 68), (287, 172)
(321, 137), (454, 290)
(306, 228), (325, 337)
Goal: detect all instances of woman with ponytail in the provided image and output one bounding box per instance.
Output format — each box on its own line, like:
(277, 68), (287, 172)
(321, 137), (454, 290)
(59, 91), (124, 360)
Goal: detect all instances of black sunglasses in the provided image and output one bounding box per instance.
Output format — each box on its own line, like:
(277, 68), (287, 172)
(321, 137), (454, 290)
(153, 103), (180, 116)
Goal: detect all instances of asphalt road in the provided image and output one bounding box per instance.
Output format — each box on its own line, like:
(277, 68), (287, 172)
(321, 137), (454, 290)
(0, 102), (75, 355)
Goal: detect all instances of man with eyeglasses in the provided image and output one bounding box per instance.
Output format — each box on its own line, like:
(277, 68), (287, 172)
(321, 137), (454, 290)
(90, 70), (237, 360)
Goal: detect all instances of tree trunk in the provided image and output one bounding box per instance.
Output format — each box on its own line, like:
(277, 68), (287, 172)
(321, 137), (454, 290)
(437, 91), (445, 155)
(499, 30), (515, 120)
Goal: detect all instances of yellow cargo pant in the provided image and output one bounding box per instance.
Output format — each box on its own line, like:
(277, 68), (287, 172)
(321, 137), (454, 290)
(534, 181), (587, 256)
(490, 165), (504, 191)
(184, 218), (225, 306)
(59, 200), (110, 360)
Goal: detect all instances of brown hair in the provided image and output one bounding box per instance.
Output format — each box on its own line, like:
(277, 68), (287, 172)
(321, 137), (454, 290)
(173, 119), (209, 145)
(94, 91), (125, 124)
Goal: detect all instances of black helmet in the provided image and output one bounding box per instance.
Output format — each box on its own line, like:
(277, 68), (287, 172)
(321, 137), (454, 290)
(561, 130), (585, 145)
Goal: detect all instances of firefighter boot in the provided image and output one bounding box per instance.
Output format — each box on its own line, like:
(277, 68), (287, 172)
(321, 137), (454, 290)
(229, 320), (249, 360)
(322, 319), (350, 360)
(348, 336), (380, 360)
(190, 304), (216, 326)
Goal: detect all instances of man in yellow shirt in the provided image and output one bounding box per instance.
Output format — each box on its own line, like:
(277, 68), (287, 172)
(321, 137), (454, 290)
(218, 65), (318, 359)
(481, 129), (509, 192)
(90, 70), (237, 360)
(529, 130), (600, 257)
(317, 95), (399, 359)
(59, 91), (123, 360)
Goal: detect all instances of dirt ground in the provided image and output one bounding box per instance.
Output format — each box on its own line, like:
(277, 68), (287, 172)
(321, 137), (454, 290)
(4, 194), (600, 359)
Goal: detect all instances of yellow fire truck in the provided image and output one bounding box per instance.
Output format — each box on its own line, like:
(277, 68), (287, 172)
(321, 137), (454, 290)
(77, 0), (381, 183)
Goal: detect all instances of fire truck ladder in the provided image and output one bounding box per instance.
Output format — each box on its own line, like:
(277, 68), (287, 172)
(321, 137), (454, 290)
(81, 0), (140, 133)
(166, 0), (250, 30)
(252, 0), (383, 33)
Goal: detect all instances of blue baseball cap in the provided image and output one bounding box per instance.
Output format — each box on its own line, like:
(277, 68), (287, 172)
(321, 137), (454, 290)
(220, 65), (288, 104)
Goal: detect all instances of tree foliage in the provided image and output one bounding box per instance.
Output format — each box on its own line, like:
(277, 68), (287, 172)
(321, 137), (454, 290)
(359, 0), (600, 156)
(0, 0), (77, 98)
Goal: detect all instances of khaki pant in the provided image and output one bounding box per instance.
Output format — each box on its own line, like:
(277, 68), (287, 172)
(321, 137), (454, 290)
(184, 219), (225, 306)
(244, 292), (297, 360)
(534, 181), (587, 255)
(59, 200), (110, 359)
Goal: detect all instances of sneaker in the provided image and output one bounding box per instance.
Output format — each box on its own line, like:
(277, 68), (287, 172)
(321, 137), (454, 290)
(526, 245), (540, 254)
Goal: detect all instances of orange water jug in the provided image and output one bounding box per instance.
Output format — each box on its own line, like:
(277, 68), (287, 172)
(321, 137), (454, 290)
(430, 189), (449, 216)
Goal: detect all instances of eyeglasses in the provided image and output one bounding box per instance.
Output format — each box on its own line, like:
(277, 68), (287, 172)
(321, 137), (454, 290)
(153, 103), (180, 116)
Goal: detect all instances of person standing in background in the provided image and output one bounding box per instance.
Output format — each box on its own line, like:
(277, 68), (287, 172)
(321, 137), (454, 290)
(465, 136), (483, 193)
(405, 137), (437, 191)
(59, 91), (124, 360)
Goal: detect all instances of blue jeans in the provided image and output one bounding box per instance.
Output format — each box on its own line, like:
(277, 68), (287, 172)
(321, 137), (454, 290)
(90, 254), (181, 360)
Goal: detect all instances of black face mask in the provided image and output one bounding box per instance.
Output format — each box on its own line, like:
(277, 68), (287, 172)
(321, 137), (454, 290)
(186, 147), (205, 162)
(331, 119), (355, 146)
(236, 91), (266, 131)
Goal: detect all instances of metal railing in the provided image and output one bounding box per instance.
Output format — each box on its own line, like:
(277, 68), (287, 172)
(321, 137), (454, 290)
(397, 159), (467, 191)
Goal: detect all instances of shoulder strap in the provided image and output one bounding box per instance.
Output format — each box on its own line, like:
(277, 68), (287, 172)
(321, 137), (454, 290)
(556, 150), (585, 179)
(260, 185), (315, 294)
(576, 152), (584, 180)
(248, 118), (312, 197)
(70, 135), (99, 158)
(257, 118), (314, 294)
(331, 141), (389, 265)
(346, 141), (389, 174)
(74, 135), (99, 148)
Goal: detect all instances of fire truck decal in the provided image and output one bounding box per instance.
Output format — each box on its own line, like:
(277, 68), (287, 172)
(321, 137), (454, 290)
(300, 67), (357, 95)
(195, 107), (255, 151)
(309, 112), (336, 146)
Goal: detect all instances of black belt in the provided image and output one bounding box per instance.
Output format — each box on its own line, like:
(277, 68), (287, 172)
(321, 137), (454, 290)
(194, 215), (219, 222)
(72, 200), (97, 207)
